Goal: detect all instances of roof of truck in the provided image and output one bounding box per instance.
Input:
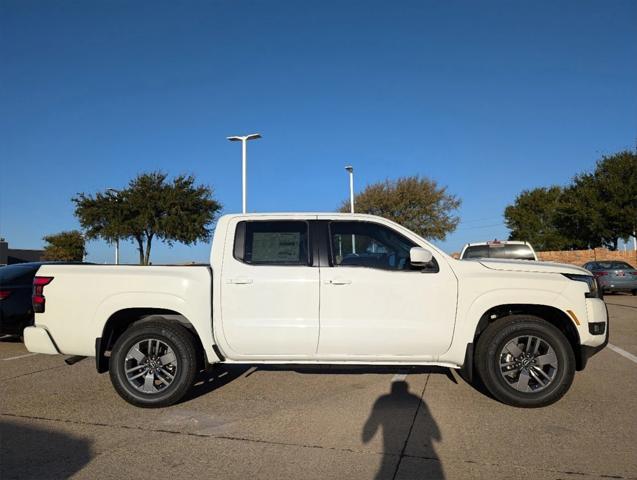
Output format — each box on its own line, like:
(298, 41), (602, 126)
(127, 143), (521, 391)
(219, 212), (395, 221)
(221, 212), (380, 217)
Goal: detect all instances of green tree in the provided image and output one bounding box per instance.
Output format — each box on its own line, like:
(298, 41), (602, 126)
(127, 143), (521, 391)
(556, 151), (637, 250)
(593, 150), (637, 249)
(73, 171), (222, 265)
(504, 186), (579, 250)
(338, 176), (461, 240)
(70, 191), (122, 248)
(42, 230), (86, 261)
(505, 150), (636, 251)
(554, 173), (607, 249)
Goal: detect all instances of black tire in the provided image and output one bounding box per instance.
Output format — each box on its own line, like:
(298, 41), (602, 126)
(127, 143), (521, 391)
(109, 319), (198, 408)
(475, 315), (575, 408)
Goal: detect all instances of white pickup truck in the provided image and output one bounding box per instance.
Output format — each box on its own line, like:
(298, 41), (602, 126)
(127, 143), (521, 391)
(24, 213), (608, 408)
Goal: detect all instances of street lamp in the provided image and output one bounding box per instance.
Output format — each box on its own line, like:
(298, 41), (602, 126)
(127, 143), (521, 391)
(80, 232), (87, 262)
(345, 165), (355, 213)
(345, 166), (356, 253)
(227, 133), (262, 213)
(106, 188), (120, 265)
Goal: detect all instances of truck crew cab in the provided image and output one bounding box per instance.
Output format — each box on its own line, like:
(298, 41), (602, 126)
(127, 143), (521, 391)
(24, 213), (608, 408)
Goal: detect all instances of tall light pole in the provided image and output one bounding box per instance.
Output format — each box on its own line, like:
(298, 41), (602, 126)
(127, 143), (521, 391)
(106, 188), (120, 264)
(80, 232), (87, 262)
(345, 165), (355, 213)
(227, 133), (262, 213)
(345, 165), (356, 253)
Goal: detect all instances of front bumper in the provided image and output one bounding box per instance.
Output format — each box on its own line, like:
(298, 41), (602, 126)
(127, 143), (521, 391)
(583, 298), (608, 346)
(577, 302), (609, 370)
(24, 326), (60, 355)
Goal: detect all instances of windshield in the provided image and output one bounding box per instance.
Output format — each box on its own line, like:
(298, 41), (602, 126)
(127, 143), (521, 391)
(462, 244), (535, 260)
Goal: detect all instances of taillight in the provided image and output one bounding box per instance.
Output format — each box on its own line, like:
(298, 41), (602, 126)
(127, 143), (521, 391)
(33, 276), (53, 313)
(593, 271), (608, 277)
(0, 290), (11, 300)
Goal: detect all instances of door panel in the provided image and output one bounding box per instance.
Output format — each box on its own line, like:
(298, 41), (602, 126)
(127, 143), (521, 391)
(318, 221), (457, 358)
(220, 220), (319, 357)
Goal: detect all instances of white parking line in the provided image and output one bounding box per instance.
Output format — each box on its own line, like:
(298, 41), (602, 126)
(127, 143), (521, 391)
(608, 343), (637, 364)
(392, 373), (408, 382)
(2, 352), (39, 361)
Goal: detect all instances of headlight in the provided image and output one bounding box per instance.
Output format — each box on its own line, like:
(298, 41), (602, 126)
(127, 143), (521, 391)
(562, 274), (602, 299)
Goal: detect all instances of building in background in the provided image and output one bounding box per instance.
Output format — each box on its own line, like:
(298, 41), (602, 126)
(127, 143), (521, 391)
(0, 238), (44, 265)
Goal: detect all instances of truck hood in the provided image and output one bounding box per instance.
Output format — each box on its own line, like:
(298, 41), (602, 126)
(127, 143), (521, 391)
(478, 258), (591, 275)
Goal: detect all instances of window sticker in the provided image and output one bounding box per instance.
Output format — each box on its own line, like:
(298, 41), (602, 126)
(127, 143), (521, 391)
(252, 232), (300, 262)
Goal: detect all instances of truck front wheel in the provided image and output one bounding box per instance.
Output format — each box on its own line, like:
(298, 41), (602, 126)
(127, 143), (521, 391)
(475, 315), (575, 408)
(109, 319), (198, 408)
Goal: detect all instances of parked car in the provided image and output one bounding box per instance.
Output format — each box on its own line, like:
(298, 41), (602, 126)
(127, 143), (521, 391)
(24, 213), (607, 408)
(459, 240), (538, 261)
(0, 262), (43, 335)
(0, 262), (91, 336)
(582, 261), (637, 295)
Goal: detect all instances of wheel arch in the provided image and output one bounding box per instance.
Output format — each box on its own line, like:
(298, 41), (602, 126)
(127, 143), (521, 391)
(96, 308), (206, 373)
(472, 304), (584, 370)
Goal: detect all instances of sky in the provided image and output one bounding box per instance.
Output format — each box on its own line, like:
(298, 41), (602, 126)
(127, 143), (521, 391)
(1, 0), (636, 264)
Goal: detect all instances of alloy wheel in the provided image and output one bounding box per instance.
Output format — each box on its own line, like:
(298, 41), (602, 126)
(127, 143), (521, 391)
(499, 335), (558, 393)
(124, 338), (178, 394)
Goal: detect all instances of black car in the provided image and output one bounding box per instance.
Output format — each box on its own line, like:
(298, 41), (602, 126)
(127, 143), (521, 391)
(1, 261), (92, 336)
(0, 262), (46, 335)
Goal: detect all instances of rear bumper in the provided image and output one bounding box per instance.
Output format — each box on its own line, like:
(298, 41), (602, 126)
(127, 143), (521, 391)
(599, 279), (637, 291)
(24, 326), (60, 355)
(602, 286), (637, 292)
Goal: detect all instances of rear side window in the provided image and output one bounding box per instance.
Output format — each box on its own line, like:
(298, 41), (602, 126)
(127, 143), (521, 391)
(463, 245), (535, 260)
(234, 221), (309, 266)
(499, 245), (535, 260)
(462, 246), (490, 259)
(0, 265), (38, 286)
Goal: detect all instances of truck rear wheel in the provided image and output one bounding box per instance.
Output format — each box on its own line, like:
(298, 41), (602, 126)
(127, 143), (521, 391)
(109, 319), (198, 408)
(475, 315), (575, 408)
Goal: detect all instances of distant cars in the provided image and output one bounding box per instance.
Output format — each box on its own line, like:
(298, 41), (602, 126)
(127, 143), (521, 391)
(459, 240), (538, 261)
(582, 261), (637, 295)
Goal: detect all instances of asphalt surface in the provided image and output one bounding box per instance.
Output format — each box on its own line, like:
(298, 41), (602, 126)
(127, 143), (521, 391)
(1, 296), (636, 480)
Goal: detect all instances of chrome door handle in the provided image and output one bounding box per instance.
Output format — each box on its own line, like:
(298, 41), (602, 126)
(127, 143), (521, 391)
(325, 279), (352, 285)
(228, 277), (253, 284)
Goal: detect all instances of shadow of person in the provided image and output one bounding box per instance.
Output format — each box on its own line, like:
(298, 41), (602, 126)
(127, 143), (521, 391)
(363, 381), (443, 480)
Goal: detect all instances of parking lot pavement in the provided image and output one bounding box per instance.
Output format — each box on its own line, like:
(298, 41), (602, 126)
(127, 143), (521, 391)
(1, 297), (636, 480)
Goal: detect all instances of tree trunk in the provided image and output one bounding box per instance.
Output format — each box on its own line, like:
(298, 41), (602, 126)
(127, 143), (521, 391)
(136, 236), (145, 265)
(144, 235), (153, 265)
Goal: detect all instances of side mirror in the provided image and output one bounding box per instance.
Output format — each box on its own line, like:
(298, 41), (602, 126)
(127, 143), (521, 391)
(410, 247), (433, 266)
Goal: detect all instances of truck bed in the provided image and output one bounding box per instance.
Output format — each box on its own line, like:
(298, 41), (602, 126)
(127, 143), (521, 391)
(31, 264), (213, 357)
